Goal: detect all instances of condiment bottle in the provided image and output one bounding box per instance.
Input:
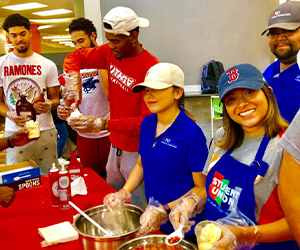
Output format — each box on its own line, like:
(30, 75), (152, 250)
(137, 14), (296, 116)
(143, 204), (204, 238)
(68, 150), (82, 182)
(48, 163), (60, 207)
(16, 94), (36, 121)
(33, 88), (46, 104)
(58, 165), (71, 210)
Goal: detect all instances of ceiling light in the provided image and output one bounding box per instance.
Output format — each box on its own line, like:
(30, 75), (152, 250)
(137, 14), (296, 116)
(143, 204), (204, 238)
(30, 18), (74, 24)
(33, 9), (72, 16)
(42, 35), (71, 39)
(59, 41), (72, 44)
(38, 25), (54, 30)
(65, 28), (69, 31)
(2, 2), (47, 11)
(52, 38), (71, 42)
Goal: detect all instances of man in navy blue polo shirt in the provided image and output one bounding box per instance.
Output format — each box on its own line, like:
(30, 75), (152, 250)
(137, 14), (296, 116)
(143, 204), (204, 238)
(261, 1), (300, 123)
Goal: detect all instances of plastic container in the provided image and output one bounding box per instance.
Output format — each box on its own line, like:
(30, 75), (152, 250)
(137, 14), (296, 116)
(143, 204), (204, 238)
(195, 220), (223, 250)
(48, 163), (60, 207)
(58, 165), (71, 210)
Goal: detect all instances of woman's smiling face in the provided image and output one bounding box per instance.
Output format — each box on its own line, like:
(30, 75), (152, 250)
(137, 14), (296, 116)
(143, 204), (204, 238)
(223, 88), (269, 136)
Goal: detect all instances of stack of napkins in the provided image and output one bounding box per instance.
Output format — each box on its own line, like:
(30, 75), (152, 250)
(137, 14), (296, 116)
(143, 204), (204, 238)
(38, 221), (79, 247)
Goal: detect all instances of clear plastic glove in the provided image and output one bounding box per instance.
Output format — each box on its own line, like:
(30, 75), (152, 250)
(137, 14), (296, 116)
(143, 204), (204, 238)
(213, 210), (258, 250)
(103, 189), (132, 211)
(62, 72), (82, 109)
(67, 115), (102, 134)
(137, 197), (168, 236)
(7, 111), (28, 127)
(170, 192), (205, 233)
(57, 104), (70, 120)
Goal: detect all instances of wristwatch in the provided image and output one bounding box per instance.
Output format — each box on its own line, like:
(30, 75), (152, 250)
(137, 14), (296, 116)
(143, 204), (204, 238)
(162, 203), (171, 214)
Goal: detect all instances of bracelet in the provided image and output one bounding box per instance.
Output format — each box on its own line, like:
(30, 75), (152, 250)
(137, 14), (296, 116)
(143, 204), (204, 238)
(7, 136), (14, 148)
(162, 203), (171, 214)
(102, 119), (107, 130)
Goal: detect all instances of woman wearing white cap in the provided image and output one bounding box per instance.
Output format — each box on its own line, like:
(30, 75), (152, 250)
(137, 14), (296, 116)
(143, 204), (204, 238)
(104, 63), (208, 240)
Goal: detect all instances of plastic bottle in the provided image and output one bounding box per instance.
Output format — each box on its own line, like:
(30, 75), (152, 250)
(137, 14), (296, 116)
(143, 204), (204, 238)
(32, 88), (46, 104)
(16, 94), (36, 121)
(58, 165), (71, 210)
(68, 150), (83, 182)
(48, 163), (60, 207)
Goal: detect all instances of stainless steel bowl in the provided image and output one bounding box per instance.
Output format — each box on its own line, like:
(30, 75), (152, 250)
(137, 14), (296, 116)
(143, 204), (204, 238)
(116, 235), (198, 250)
(73, 204), (143, 250)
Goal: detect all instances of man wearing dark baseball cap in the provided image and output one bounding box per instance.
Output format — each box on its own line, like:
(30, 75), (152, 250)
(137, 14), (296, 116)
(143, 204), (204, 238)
(262, 1), (300, 124)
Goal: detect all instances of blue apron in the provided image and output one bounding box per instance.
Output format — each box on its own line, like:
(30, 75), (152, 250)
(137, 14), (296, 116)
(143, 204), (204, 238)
(204, 134), (298, 250)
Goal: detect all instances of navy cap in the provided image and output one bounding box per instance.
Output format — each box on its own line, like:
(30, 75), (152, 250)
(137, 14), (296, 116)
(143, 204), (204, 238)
(218, 64), (268, 101)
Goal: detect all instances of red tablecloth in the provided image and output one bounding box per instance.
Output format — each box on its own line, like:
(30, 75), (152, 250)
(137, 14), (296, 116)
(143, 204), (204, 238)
(0, 168), (116, 250)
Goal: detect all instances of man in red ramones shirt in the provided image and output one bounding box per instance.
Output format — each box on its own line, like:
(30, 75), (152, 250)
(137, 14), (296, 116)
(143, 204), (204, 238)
(62, 6), (158, 209)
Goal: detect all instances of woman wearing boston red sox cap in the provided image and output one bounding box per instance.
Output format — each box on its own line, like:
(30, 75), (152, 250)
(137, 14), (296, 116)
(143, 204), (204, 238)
(170, 64), (298, 249)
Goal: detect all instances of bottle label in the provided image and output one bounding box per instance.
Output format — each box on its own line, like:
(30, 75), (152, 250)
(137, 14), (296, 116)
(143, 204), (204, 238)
(20, 111), (32, 118)
(58, 189), (68, 201)
(59, 176), (70, 189)
(52, 181), (59, 197)
(69, 169), (80, 173)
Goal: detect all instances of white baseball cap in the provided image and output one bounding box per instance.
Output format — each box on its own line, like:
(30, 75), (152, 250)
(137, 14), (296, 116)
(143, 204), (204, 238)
(132, 63), (185, 93)
(103, 6), (149, 36)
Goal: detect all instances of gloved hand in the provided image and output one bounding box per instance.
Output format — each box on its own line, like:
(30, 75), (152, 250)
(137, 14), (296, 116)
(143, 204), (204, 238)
(67, 115), (102, 134)
(103, 189), (132, 211)
(213, 210), (258, 250)
(7, 111), (28, 127)
(62, 72), (82, 109)
(57, 104), (71, 120)
(197, 209), (258, 250)
(170, 192), (205, 233)
(137, 197), (168, 236)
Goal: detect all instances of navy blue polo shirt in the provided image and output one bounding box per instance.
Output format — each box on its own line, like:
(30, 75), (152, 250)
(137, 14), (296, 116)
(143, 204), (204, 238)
(263, 60), (300, 123)
(139, 108), (208, 234)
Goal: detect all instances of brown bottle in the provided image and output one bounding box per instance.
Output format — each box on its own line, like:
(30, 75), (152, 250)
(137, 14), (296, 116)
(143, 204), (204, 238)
(16, 94), (36, 121)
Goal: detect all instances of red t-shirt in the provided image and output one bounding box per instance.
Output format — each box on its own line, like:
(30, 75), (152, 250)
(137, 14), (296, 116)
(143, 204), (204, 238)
(64, 43), (159, 151)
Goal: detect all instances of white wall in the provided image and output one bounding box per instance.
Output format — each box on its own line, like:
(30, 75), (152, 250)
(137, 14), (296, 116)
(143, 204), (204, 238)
(99, 0), (278, 85)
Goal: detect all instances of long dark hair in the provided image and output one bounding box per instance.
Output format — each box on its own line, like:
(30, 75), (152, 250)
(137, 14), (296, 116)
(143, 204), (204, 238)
(216, 85), (288, 150)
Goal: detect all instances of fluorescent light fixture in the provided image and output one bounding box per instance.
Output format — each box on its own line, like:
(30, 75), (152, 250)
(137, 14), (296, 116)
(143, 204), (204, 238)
(2, 2), (47, 11)
(59, 41), (72, 44)
(38, 25), (54, 30)
(33, 9), (72, 16)
(42, 35), (71, 39)
(30, 18), (74, 24)
(52, 38), (71, 42)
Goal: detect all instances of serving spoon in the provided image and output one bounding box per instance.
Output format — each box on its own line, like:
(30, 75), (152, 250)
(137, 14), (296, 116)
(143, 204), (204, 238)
(69, 201), (113, 236)
(165, 225), (184, 246)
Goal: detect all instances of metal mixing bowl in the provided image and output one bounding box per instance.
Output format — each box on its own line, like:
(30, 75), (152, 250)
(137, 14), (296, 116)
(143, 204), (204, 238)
(116, 235), (198, 250)
(73, 204), (143, 250)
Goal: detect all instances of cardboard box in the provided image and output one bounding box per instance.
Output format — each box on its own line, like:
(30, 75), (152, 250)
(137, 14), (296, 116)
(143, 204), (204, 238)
(0, 160), (41, 191)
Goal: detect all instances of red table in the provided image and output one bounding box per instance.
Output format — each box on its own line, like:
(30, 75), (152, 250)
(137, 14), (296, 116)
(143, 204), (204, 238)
(0, 168), (116, 250)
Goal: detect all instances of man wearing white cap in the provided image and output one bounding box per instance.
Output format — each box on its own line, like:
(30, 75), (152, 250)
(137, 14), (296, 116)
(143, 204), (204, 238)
(63, 6), (159, 209)
(262, 1), (300, 124)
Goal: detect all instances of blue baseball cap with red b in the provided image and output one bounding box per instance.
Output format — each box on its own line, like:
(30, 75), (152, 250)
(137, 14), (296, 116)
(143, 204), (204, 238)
(218, 64), (268, 101)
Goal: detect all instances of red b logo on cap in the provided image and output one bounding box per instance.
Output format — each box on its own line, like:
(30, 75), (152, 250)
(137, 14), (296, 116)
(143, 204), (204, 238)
(226, 68), (239, 83)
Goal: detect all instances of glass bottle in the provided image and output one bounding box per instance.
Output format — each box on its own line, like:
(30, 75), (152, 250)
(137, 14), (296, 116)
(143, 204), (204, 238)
(16, 94), (36, 121)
